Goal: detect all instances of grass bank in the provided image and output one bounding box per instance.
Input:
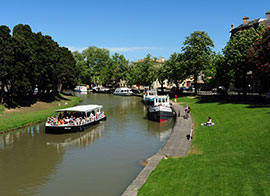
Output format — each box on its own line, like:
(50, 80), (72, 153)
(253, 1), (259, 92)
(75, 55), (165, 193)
(0, 95), (81, 132)
(139, 96), (270, 196)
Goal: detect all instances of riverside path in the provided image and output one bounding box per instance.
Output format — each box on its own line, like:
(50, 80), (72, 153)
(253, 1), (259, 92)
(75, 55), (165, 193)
(122, 103), (193, 196)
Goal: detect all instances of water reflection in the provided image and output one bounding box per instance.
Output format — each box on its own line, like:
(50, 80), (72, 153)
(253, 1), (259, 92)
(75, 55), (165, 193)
(0, 93), (174, 196)
(47, 123), (104, 150)
(147, 119), (174, 141)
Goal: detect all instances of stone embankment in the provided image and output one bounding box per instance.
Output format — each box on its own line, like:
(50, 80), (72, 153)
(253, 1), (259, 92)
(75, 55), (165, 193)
(122, 103), (193, 196)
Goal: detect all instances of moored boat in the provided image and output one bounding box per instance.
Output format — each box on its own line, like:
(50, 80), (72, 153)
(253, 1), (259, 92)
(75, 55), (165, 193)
(113, 87), (133, 96)
(74, 86), (88, 92)
(147, 95), (175, 122)
(45, 105), (106, 134)
(143, 89), (157, 105)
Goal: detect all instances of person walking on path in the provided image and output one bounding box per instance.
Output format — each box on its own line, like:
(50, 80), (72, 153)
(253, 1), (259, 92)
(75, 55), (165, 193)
(184, 104), (190, 119)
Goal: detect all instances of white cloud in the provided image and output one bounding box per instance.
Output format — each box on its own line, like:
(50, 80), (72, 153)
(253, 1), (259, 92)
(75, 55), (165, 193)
(67, 46), (87, 53)
(106, 47), (159, 52)
(67, 46), (160, 53)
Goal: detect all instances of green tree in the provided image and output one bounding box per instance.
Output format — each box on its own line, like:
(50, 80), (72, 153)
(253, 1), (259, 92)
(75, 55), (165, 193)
(82, 46), (111, 85)
(223, 26), (264, 94)
(247, 26), (270, 92)
(182, 31), (214, 94)
(111, 53), (129, 86)
(12, 24), (34, 97)
(73, 51), (92, 86)
(211, 53), (230, 88)
(156, 63), (167, 93)
(165, 52), (188, 91)
(56, 47), (78, 92)
(0, 25), (14, 103)
(127, 54), (157, 87)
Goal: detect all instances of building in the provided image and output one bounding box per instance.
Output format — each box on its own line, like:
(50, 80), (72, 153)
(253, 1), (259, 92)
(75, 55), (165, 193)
(230, 11), (270, 37)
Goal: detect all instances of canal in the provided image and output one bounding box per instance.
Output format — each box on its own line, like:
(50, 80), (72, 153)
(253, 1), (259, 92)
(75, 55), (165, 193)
(0, 93), (174, 196)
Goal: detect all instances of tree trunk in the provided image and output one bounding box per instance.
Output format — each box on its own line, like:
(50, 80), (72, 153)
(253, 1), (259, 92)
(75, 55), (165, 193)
(194, 74), (198, 95)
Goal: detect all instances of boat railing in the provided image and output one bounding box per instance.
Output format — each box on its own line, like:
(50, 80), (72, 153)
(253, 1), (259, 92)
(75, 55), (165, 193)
(46, 112), (105, 127)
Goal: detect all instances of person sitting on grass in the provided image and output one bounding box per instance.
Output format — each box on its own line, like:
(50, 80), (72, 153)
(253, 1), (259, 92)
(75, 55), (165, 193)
(201, 117), (214, 126)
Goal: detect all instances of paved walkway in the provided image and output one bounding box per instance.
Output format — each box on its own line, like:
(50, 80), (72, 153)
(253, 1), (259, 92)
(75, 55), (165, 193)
(122, 103), (193, 196)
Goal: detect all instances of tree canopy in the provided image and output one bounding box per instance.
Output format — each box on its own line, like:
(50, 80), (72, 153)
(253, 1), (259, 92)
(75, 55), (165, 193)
(0, 24), (78, 105)
(182, 31), (214, 94)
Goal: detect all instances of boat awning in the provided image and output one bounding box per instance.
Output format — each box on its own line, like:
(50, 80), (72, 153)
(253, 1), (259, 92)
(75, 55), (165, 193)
(56, 105), (103, 113)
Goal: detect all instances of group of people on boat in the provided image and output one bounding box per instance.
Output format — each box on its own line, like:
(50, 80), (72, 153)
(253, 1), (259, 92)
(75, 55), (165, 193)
(47, 111), (104, 126)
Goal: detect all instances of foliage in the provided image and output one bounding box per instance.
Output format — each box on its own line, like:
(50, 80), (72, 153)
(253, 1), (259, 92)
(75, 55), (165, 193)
(223, 26), (264, 94)
(164, 52), (188, 91)
(247, 26), (270, 92)
(127, 54), (157, 87)
(0, 24), (78, 105)
(82, 46), (110, 85)
(139, 97), (270, 196)
(182, 31), (214, 94)
(0, 25), (14, 103)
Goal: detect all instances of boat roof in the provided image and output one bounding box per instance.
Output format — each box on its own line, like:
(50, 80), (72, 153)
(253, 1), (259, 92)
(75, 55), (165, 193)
(56, 105), (103, 113)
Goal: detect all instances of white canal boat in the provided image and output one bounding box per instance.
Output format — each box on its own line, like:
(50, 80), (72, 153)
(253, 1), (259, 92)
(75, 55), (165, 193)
(147, 95), (175, 122)
(113, 87), (133, 96)
(143, 89), (158, 105)
(45, 105), (106, 134)
(73, 86), (88, 92)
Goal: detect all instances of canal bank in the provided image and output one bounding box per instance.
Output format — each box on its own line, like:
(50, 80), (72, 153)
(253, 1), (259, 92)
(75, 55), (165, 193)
(122, 103), (193, 196)
(0, 95), (81, 133)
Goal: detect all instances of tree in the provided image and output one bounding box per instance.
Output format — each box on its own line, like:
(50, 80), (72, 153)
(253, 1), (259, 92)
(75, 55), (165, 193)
(127, 54), (157, 87)
(223, 26), (264, 95)
(56, 47), (78, 92)
(111, 53), (129, 86)
(156, 63), (167, 93)
(211, 53), (230, 88)
(247, 26), (270, 92)
(182, 31), (214, 94)
(82, 46), (111, 85)
(165, 52), (188, 91)
(0, 25), (14, 103)
(73, 51), (92, 86)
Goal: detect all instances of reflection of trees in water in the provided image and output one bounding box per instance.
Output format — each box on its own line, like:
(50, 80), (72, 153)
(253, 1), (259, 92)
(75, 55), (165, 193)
(46, 123), (104, 150)
(0, 125), (41, 149)
(0, 124), (64, 196)
(0, 122), (105, 196)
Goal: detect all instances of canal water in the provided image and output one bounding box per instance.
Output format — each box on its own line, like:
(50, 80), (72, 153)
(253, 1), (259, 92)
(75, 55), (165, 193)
(0, 93), (173, 196)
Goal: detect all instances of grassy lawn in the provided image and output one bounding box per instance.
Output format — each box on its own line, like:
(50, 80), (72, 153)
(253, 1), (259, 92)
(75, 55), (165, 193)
(0, 95), (81, 132)
(138, 96), (270, 196)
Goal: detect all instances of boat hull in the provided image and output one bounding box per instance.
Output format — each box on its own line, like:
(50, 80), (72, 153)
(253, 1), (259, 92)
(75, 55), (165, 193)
(113, 92), (133, 96)
(45, 117), (106, 134)
(142, 98), (154, 105)
(147, 106), (175, 122)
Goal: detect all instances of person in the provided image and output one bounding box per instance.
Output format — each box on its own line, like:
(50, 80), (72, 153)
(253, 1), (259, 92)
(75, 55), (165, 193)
(207, 117), (212, 125)
(201, 117), (214, 126)
(184, 104), (190, 119)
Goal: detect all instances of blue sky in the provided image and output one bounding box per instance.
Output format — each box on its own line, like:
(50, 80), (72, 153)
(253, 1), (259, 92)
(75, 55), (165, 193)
(1, 0), (269, 61)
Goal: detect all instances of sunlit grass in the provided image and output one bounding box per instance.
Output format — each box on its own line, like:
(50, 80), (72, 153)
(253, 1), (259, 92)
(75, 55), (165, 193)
(139, 96), (270, 196)
(0, 95), (81, 132)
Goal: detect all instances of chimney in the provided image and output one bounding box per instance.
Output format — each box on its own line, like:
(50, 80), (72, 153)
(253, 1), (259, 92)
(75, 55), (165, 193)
(266, 11), (270, 19)
(243, 16), (249, 24)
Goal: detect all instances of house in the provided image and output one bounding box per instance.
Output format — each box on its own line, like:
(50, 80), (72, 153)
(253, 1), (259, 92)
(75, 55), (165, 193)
(230, 11), (270, 37)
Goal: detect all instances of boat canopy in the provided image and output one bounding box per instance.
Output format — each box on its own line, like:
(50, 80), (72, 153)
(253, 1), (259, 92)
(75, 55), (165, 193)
(56, 105), (103, 113)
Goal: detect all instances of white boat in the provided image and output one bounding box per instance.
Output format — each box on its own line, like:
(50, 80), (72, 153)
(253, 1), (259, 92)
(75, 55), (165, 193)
(74, 86), (88, 92)
(143, 89), (157, 105)
(113, 87), (133, 96)
(92, 86), (111, 93)
(45, 105), (106, 133)
(147, 95), (175, 122)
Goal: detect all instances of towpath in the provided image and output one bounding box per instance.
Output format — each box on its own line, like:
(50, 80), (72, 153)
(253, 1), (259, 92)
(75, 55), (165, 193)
(122, 103), (193, 196)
